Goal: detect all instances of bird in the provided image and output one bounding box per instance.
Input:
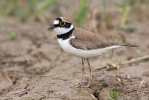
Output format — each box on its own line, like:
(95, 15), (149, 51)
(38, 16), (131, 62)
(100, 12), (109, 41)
(48, 17), (137, 88)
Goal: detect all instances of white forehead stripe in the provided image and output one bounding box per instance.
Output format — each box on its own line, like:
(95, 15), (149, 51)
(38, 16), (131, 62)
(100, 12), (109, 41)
(54, 20), (59, 24)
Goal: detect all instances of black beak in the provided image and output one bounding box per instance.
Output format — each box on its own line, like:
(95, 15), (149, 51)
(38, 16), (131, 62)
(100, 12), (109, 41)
(48, 25), (55, 30)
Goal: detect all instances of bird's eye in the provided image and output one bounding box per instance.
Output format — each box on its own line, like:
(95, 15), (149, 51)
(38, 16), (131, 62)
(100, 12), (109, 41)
(60, 21), (65, 26)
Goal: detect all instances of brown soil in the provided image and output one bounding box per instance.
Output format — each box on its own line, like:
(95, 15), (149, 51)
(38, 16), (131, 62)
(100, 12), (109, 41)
(0, 0), (149, 100)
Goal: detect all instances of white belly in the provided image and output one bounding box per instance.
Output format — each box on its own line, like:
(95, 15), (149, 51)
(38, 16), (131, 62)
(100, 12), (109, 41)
(58, 36), (120, 58)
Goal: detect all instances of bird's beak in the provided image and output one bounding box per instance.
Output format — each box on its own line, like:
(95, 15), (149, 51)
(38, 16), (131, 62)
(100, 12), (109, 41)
(48, 25), (55, 30)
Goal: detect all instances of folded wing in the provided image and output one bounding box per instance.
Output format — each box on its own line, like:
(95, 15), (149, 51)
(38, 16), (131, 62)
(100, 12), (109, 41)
(70, 28), (119, 50)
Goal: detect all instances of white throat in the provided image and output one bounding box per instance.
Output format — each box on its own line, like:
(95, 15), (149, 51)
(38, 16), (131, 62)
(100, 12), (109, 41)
(54, 24), (74, 35)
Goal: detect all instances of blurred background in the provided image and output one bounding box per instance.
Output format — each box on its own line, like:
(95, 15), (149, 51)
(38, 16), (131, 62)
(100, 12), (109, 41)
(0, 0), (149, 28)
(0, 0), (149, 99)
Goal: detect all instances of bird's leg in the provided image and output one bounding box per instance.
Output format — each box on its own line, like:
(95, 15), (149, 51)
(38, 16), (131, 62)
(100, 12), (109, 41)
(75, 58), (92, 88)
(80, 58), (85, 86)
(75, 58), (85, 88)
(86, 58), (92, 88)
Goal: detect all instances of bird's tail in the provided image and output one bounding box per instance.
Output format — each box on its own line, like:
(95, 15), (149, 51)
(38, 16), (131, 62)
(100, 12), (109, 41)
(120, 43), (138, 47)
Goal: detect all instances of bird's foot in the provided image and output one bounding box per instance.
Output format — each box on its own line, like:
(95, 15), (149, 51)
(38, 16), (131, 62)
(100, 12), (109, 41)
(74, 83), (92, 88)
(81, 83), (92, 88)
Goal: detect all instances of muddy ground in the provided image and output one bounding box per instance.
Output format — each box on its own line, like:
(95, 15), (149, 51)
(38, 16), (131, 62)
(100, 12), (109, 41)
(0, 0), (149, 100)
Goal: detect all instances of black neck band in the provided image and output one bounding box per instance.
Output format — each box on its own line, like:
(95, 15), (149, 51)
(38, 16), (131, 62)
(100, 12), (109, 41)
(57, 28), (74, 40)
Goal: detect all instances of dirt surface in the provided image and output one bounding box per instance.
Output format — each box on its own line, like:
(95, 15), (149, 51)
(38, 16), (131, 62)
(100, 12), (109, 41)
(0, 0), (149, 100)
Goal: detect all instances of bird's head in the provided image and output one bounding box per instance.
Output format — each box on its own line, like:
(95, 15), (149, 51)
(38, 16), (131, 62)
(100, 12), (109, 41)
(48, 17), (74, 35)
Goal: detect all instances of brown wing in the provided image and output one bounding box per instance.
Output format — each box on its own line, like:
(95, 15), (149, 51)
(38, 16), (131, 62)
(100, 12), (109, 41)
(70, 27), (119, 50)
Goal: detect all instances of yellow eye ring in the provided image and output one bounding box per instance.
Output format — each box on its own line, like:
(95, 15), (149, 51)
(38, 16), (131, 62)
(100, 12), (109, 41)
(60, 21), (65, 26)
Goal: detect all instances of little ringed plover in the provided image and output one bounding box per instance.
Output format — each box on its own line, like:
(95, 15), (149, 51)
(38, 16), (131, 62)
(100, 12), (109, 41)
(48, 17), (137, 88)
